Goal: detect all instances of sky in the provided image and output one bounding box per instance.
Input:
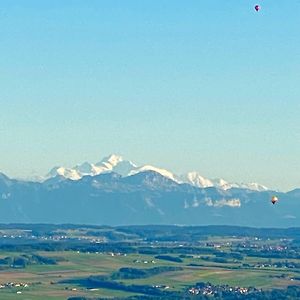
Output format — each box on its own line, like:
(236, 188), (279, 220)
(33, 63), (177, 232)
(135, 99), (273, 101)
(0, 1), (300, 191)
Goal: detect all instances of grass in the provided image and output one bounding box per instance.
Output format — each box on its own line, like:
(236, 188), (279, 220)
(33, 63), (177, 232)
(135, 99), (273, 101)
(0, 249), (300, 299)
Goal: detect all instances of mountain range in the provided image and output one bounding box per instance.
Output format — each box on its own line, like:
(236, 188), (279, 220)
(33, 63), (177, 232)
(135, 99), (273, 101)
(0, 154), (299, 227)
(46, 154), (269, 191)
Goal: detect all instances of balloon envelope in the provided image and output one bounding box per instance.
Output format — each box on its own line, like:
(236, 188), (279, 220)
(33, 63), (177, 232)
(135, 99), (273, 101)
(255, 5), (260, 11)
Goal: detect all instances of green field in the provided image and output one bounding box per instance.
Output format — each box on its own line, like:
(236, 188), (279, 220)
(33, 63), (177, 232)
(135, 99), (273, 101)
(0, 225), (300, 299)
(0, 249), (299, 299)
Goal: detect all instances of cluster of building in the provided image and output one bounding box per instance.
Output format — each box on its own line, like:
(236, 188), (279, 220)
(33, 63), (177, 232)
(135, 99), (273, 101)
(237, 241), (289, 251)
(250, 261), (300, 269)
(133, 259), (156, 264)
(75, 251), (126, 257)
(107, 252), (126, 257)
(153, 284), (170, 289)
(0, 282), (29, 289)
(188, 283), (259, 296)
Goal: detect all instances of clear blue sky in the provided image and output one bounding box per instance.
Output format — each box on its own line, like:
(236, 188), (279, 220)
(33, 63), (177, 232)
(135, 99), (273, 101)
(0, 1), (299, 191)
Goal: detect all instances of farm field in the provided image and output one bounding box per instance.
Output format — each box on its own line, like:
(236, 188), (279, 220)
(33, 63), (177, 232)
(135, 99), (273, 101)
(0, 224), (300, 299)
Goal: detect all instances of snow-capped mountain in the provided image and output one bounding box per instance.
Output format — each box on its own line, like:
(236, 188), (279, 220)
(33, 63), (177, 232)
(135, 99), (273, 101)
(180, 172), (214, 188)
(238, 182), (269, 192)
(0, 169), (297, 227)
(182, 174), (268, 192)
(128, 165), (179, 183)
(74, 162), (99, 176)
(96, 155), (137, 177)
(47, 155), (137, 180)
(47, 167), (81, 180)
(45, 154), (269, 192)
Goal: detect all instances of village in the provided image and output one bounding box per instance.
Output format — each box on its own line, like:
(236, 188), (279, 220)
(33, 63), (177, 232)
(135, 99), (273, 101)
(0, 281), (29, 295)
(188, 282), (261, 297)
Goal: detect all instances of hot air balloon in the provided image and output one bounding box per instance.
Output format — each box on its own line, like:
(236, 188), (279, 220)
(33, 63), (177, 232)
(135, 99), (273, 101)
(254, 5), (260, 12)
(271, 196), (278, 205)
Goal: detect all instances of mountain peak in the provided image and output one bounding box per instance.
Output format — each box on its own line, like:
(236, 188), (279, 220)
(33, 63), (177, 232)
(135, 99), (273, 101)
(129, 165), (178, 182)
(43, 154), (270, 192)
(0, 172), (10, 180)
(181, 172), (213, 188)
(100, 154), (123, 166)
(47, 166), (81, 181)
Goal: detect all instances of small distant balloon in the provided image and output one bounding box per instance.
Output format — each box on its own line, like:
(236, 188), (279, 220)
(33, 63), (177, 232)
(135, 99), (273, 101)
(271, 196), (278, 205)
(254, 5), (260, 12)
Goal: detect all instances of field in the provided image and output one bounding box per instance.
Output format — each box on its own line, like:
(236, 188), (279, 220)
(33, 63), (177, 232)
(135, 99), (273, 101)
(0, 225), (300, 299)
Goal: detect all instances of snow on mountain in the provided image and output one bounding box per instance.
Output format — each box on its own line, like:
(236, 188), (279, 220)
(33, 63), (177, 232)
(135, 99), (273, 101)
(238, 182), (269, 192)
(47, 167), (81, 181)
(46, 155), (137, 180)
(180, 172), (214, 188)
(211, 178), (240, 190)
(95, 154), (123, 169)
(128, 165), (179, 182)
(179, 174), (239, 190)
(45, 154), (269, 191)
(93, 155), (137, 176)
(74, 162), (99, 176)
(112, 160), (137, 176)
(180, 173), (268, 192)
(209, 179), (268, 191)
